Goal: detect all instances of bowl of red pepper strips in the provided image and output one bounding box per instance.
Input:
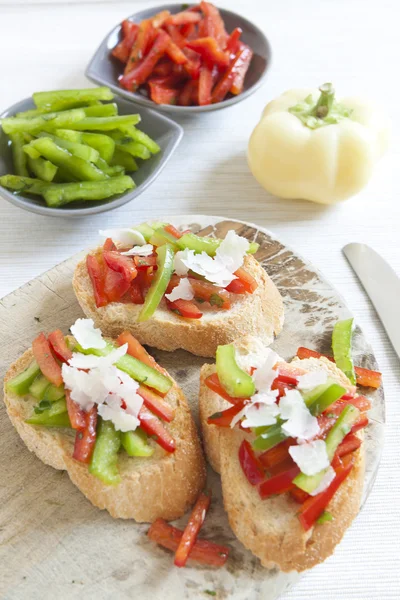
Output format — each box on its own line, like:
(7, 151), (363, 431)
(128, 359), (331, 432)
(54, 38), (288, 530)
(86, 2), (271, 112)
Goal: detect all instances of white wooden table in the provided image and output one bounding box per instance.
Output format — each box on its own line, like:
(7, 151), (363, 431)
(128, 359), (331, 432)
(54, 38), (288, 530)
(0, 1), (399, 598)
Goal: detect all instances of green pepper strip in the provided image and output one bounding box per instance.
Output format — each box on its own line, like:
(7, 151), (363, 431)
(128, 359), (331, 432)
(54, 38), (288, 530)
(138, 243), (175, 322)
(216, 344), (255, 398)
(89, 418), (121, 485)
(121, 429), (154, 457)
(6, 360), (41, 395)
(176, 232), (259, 256)
(10, 133), (29, 176)
(32, 87), (114, 110)
(332, 318), (356, 385)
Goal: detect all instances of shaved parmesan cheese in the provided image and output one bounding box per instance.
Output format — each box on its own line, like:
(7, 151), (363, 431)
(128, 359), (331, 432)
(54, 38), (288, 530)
(173, 248), (190, 276)
(99, 228), (146, 247)
(68, 344), (127, 370)
(253, 350), (280, 393)
(121, 244), (153, 256)
(241, 402), (279, 429)
(230, 404), (248, 429)
(165, 278), (194, 302)
(297, 370), (328, 390)
(235, 342), (280, 373)
(279, 389), (320, 441)
(215, 230), (249, 273)
(309, 466), (336, 496)
(98, 403), (140, 432)
(289, 440), (329, 476)
(70, 318), (106, 350)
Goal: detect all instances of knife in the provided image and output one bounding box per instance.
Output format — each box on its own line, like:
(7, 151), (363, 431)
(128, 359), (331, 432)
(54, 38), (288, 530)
(343, 243), (400, 359)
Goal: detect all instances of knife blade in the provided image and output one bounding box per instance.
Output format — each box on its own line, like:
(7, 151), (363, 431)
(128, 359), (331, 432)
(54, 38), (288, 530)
(343, 243), (400, 359)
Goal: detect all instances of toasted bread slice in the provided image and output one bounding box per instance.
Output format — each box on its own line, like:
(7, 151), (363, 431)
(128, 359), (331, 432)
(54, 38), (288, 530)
(73, 252), (284, 357)
(199, 336), (365, 572)
(4, 340), (206, 522)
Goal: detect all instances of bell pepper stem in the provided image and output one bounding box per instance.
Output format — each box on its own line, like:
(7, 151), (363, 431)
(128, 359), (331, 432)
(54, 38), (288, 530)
(314, 83), (335, 119)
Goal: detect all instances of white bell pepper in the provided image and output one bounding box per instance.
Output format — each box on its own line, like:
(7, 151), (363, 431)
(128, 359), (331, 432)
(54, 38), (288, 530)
(247, 83), (390, 204)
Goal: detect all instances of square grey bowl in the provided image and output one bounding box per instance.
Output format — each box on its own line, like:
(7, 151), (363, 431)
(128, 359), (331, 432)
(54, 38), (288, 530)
(0, 96), (183, 217)
(86, 3), (271, 114)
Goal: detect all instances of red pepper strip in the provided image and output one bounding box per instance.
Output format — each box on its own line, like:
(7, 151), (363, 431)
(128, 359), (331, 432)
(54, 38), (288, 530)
(230, 44), (253, 95)
(267, 456), (296, 477)
(103, 251), (137, 283)
(204, 372), (245, 404)
(226, 27), (242, 53)
(239, 440), (265, 486)
(258, 465), (301, 499)
(151, 9), (171, 28)
(290, 486), (310, 504)
(148, 82), (180, 105)
(174, 491), (212, 567)
(148, 518), (229, 567)
(165, 24), (187, 48)
(212, 47), (250, 103)
(207, 400), (248, 427)
(138, 405), (176, 453)
(336, 433), (361, 458)
(166, 298), (203, 319)
(103, 237), (117, 252)
(296, 347), (382, 389)
(124, 19), (154, 75)
(198, 64), (213, 105)
(116, 331), (168, 377)
(48, 329), (72, 363)
(276, 373), (299, 386)
(138, 385), (174, 422)
(181, 22), (197, 40)
(72, 405), (98, 464)
(271, 378), (295, 398)
(112, 22), (139, 64)
(224, 278), (247, 294)
(133, 255), (157, 269)
(86, 254), (107, 308)
(351, 414), (369, 433)
(32, 332), (63, 387)
(234, 267), (258, 293)
(104, 267), (130, 303)
(65, 389), (86, 430)
(129, 280), (144, 304)
(274, 361), (306, 379)
(186, 38), (229, 68)
(298, 458), (355, 531)
(183, 48), (201, 79)
(166, 40), (188, 64)
(164, 224), (183, 238)
(327, 395), (371, 414)
(259, 438), (295, 469)
(165, 11), (202, 26)
(120, 30), (170, 91)
(191, 278), (231, 309)
(200, 1), (228, 47)
(152, 59), (174, 76)
(317, 414), (337, 437)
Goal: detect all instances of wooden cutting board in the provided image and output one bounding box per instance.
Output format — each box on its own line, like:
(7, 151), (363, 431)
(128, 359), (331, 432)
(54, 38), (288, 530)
(0, 216), (385, 600)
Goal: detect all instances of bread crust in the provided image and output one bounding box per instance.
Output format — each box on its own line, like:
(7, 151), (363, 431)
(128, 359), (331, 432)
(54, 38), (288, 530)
(199, 350), (365, 572)
(4, 345), (206, 522)
(72, 251), (284, 357)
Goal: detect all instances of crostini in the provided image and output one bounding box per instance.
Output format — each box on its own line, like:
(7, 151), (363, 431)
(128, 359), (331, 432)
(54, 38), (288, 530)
(73, 222), (284, 357)
(199, 334), (372, 571)
(4, 319), (206, 522)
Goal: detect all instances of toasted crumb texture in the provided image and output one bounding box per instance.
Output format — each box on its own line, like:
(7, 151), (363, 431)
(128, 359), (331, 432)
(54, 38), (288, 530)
(72, 251), (284, 357)
(199, 338), (365, 572)
(4, 343), (206, 522)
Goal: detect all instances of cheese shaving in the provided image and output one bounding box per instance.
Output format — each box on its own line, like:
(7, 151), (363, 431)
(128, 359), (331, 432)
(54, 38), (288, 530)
(70, 318), (106, 350)
(99, 228), (146, 247)
(309, 466), (336, 496)
(289, 440), (330, 476)
(297, 370), (328, 390)
(279, 389), (320, 441)
(165, 278), (194, 302)
(121, 244), (154, 256)
(241, 402), (279, 429)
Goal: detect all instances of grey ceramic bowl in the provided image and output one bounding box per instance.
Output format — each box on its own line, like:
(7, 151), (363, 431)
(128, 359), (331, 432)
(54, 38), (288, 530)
(86, 4), (271, 114)
(0, 96), (183, 217)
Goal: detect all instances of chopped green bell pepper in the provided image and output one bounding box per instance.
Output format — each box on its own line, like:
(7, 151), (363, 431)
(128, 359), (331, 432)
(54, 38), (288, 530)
(29, 374), (50, 400)
(0, 175), (49, 195)
(149, 227), (179, 249)
(306, 382), (346, 415)
(32, 87), (114, 111)
(26, 398), (70, 427)
(82, 103), (118, 118)
(216, 344), (255, 398)
(252, 422), (287, 451)
(27, 156), (58, 182)
(121, 428), (154, 457)
(42, 176), (134, 207)
(134, 222), (156, 241)
(38, 132), (100, 162)
(67, 114), (140, 132)
(293, 404), (360, 493)
(1, 108), (87, 135)
(119, 125), (161, 154)
(110, 148), (138, 172)
(10, 133), (29, 176)
(176, 232), (259, 256)
(89, 418), (121, 485)
(317, 510), (333, 524)
(332, 318), (356, 384)
(138, 243), (175, 322)
(6, 360), (41, 396)
(43, 383), (65, 402)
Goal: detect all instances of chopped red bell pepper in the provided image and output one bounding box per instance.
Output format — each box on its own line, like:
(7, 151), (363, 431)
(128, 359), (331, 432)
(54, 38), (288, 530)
(148, 81), (180, 105)
(103, 237), (117, 252)
(212, 46), (251, 103)
(148, 518), (229, 567)
(200, 1), (228, 47)
(230, 44), (253, 95)
(207, 400), (247, 427)
(271, 378), (295, 398)
(116, 331), (168, 376)
(258, 464), (300, 499)
(164, 224), (183, 238)
(86, 254), (107, 308)
(128, 280), (144, 304)
(180, 22), (197, 40)
(48, 329), (72, 363)
(72, 405), (98, 464)
(120, 30), (170, 91)
(65, 389), (86, 430)
(198, 64), (213, 105)
(166, 40), (188, 64)
(239, 440), (265, 486)
(296, 347), (382, 389)
(182, 48), (201, 80)
(112, 21), (139, 64)
(165, 24), (187, 48)
(124, 19), (154, 74)
(178, 80), (195, 105)
(298, 458), (355, 531)
(165, 11), (202, 26)
(204, 372), (243, 403)
(167, 298), (203, 319)
(224, 278), (247, 294)
(103, 251), (137, 283)
(191, 278), (231, 309)
(290, 486), (310, 504)
(151, 9), (171, 28)
(351, 414), (369, 433)
(152, 59), (174, 76)
(227, 267), (258, 294)
(138, 405), (176, 453)
(174, 491), (212, 567)
(327, 395), (371, 415)
(32, 332), (63, 387)
(267, 456), (296, 477)
(186, 37), (229, 68)
(133, 255), (157, 270)
(317, 414), (337, 437)
(336, 433), (361, 458)
(104, 267), (131, 303)
(226, 27), (242, 53)
(138, 385), (174, 422)
(275, 373), (299, 386)
(259, 438), (295, 469)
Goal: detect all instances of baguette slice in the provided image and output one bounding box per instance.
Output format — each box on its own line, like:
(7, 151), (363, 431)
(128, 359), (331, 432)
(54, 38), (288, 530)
(73, 252), (284, 357)
(4, 339), (206, 522)
(199, 336), (365, 572)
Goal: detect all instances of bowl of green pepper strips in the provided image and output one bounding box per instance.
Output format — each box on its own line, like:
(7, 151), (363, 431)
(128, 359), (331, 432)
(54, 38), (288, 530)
(0, 87), (183, 217)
